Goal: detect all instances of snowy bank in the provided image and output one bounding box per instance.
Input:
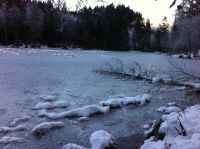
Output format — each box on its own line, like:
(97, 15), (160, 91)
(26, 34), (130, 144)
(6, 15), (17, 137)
(140, 105), (200, 149)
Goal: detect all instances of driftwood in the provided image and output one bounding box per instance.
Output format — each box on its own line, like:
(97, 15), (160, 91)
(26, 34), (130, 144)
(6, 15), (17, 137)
(145, 119), (165, 141)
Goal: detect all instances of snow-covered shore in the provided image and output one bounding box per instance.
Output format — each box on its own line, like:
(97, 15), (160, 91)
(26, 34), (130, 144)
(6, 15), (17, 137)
(141, 104), (200, 149)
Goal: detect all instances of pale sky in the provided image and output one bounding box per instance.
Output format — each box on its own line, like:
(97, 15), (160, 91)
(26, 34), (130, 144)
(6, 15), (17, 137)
(66, 0), (181, 26)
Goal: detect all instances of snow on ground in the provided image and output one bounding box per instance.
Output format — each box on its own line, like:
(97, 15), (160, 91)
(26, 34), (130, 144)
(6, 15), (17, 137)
(141, 104), (200, 149)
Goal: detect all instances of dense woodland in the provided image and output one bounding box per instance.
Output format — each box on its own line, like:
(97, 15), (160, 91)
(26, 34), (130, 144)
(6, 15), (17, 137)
(0, 0), (200, 53)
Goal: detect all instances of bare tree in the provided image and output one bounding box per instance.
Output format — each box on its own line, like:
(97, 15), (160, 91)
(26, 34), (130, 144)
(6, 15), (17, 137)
(170, 16), (200, 55)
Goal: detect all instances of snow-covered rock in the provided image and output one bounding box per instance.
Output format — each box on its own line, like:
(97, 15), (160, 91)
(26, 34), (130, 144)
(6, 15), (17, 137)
(90, 130), (118, 149)
(152, 77), (163, 84)
(62, 143), (87, 149)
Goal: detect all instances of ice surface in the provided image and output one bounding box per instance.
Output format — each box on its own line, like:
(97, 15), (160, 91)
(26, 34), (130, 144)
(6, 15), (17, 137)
(0, 48), (198, 148)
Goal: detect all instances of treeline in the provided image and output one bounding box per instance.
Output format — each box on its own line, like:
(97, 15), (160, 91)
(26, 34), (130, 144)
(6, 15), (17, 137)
(0, 0), (155, 51)
(0, 0), (175, 51)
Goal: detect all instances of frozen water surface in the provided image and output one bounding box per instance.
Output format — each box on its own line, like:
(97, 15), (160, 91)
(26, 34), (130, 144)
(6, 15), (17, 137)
(0, 48), (198, 149)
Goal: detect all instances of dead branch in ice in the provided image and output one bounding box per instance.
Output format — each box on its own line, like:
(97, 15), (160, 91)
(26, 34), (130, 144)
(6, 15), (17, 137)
(166, 56), (200, 82)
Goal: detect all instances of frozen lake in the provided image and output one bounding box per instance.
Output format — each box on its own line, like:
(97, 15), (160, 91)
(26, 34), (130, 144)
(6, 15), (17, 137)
(0, 48), (198, 149)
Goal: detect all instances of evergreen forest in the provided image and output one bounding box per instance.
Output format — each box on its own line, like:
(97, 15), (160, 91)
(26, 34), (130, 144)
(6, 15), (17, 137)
(0, 0), (200, 54)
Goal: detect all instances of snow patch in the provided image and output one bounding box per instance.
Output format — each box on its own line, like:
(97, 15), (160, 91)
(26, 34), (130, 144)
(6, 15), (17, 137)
(62, 143), (87, 149)
(0, 136), (24, 144)
(168, 102), (176, 106)
(157, 106), (181, 113)
(39, 95), (56, 101)
(32, 102), (54, 110)
(53, 101), (69, 108)
(39, 105), (110, 119)
(10, 115), (30, 127)
(31, 121), (65, 136)
(77, 117), (90, 122)
(0, 125), (27, 133)
(99, 94), (151, 107)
